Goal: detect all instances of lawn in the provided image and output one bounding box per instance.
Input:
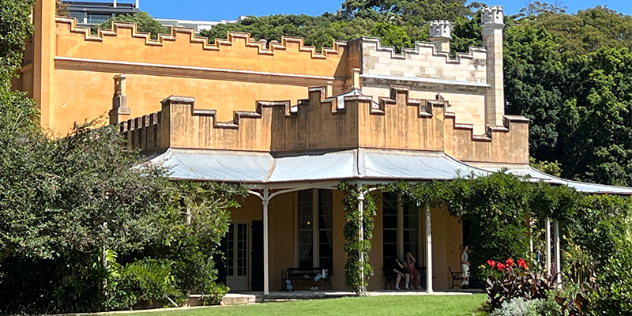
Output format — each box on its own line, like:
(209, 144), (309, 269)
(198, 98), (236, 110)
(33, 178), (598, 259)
(125, 295), (487, 316)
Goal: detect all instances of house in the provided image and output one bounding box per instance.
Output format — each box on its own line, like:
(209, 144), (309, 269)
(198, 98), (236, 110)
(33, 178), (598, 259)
(18, 0), (632, 295)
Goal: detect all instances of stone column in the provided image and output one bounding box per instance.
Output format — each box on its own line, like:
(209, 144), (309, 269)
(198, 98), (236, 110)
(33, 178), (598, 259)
(109, 74), (131, 125)
(429, 20), (451, 53)
(481, 6), (505, 127)
(32, 0), (57, 128)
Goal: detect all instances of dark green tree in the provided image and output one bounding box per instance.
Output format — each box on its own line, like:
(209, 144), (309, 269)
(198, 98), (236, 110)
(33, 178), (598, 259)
(504, 24), (564, 162)
(558, 47), (632, 186)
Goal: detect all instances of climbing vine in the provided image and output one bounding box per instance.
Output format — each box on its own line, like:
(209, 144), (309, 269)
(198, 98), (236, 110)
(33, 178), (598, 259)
(340, 171), (590, 290)
(339, 182), (377, 295)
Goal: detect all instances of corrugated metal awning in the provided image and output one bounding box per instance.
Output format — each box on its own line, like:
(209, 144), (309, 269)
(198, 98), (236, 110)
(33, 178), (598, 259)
(147, 148), (632, 195)
(466, 162), (632, 195)
(148, 148), (485, 184)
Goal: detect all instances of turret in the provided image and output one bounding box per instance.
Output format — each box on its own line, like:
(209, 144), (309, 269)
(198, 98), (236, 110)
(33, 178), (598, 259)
(429, 20), (452, 53)
(481, 6), (505, 127)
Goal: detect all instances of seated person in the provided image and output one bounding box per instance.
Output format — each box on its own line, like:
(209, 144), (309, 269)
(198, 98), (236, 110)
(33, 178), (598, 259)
(390, 256), (410, 290)
(405, 252), (422, 290)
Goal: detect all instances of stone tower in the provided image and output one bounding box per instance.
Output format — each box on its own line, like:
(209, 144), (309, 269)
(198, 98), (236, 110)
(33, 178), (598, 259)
(429, 20), (452, 53)
(481, 6), (505, 127)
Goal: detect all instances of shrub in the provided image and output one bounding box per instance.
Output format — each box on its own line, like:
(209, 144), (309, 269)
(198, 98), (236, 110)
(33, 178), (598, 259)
(108, 258), (182, 310)
(485, 258), (558, 309)
(489, 298), (544, 316)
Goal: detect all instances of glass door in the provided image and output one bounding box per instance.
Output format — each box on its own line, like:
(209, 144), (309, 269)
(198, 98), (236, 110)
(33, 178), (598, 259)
(226, 223), (249, 291)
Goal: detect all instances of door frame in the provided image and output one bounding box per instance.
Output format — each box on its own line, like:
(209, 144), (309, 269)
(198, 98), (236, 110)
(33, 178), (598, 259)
(226, 221), (252, 291)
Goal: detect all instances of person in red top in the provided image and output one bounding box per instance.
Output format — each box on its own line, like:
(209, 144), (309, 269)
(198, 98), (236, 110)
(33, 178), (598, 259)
(405, 252), (422, 290)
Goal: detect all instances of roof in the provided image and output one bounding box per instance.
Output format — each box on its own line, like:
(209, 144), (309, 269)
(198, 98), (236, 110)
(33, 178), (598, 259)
(147, 148), (632, 195)
(467, 162), (632, 195)
(148, 148), (484, 184)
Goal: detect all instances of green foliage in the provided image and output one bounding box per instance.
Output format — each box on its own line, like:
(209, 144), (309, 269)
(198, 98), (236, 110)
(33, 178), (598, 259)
(488, 298), (544, 316)
(109, 258), (182, 310)
(0, 0), (34, 84)
(201, 15), (375, 52)
(529, 158), (562, 177)
(519, 6), (632, 61)
(340, 0), (474, 25)
(370, 22), (411, 52)
(95, 12), (170, 39)
(558, 47), (632, 186)
(504, 24), (564, 162)
(339, 182), (376, 295)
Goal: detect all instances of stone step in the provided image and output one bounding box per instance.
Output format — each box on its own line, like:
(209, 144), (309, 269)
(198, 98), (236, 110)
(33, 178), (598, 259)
(220, 293), (258, 306)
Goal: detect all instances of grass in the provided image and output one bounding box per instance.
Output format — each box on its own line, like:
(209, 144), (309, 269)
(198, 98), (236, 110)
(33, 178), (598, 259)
(124, 294), (488, 316)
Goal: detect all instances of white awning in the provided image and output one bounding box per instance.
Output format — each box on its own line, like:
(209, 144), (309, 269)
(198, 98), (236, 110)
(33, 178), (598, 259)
(148, 148), (484, 184)
(147, 148), (632, 195)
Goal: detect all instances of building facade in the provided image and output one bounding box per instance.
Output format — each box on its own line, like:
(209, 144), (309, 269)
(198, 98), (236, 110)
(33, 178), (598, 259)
(19, 0), (632, 295)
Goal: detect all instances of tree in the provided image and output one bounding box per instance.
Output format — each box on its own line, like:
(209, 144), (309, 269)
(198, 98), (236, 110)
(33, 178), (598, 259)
(56, 0), (69, 16)
(95, 12), (169, 39)
(558, 47), (632, 186)
(340, 0), (474, 25)
(503, 24), (564, 162)
(519, 1), (567, 17)
(519, 6), (632, 60)
(201, 14), (375, 51)
(370, 22), (411, 52)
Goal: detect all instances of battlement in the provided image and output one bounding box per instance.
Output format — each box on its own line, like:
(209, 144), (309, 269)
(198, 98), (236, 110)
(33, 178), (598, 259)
(358, 37), (488, 90)
(119, 86), (528, 164)
(481, 6), (505, 26)
(54, 17), (348, 78)
(429, 20), (452, 39)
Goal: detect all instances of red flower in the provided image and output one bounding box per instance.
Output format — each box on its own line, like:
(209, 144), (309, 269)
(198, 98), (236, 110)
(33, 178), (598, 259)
(518, 258), (528, 269)
(496, 262), (505, 271)
(506, 258), (514, 267)
(487, 260), (496, 268)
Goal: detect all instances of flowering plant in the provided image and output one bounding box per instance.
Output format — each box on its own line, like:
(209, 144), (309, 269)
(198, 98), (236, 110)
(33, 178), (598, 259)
(485, 257), (557, 309)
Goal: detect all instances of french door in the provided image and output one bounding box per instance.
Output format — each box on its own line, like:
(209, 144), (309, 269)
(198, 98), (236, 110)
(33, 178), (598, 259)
(226, 222), (249, 291)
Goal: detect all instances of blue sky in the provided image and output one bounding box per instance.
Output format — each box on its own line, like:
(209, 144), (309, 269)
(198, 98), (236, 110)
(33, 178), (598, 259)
(111, 0), (630, 21)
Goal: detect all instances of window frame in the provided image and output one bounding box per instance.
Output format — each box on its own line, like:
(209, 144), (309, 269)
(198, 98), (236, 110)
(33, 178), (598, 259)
(382, 193), (424, 266)
(295, 189), (333, 269)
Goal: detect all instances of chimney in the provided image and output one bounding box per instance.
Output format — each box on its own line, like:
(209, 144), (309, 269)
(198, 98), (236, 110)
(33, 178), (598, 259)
(109, 74), (131, 125)
(113, 0), (117, 8)
(136, 0), (139, 10)
(429, 20), (451, 53)
(481, 6), (505, 127)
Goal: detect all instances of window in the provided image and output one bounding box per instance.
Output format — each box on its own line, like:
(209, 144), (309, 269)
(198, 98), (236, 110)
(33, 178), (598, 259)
(69, 11), (85, 22)
(297, 189), (333, 269)
(383, 193), (421, 266)
(383, 193), (398, 267)
(88, 13), (111, 24)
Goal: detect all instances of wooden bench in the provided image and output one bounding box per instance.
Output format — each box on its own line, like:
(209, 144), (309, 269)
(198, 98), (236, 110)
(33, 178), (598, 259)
(448, 267), (463, 289)
(281, 268), (332, 291)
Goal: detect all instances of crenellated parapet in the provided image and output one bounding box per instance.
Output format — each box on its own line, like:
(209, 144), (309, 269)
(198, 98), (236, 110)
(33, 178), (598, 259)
(119, 96), (277, 153)
(119, 86), (529, 164)
(54, 17), (348, 78)
(358, 37), (488, 86)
